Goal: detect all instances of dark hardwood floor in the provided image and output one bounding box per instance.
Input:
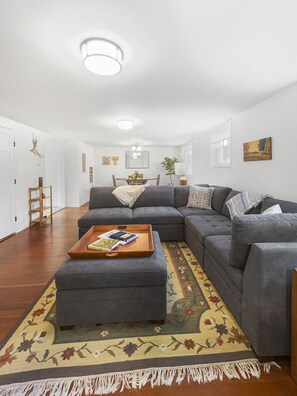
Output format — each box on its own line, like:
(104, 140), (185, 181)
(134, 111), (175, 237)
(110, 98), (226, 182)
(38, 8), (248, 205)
(0, 206), (297, 396)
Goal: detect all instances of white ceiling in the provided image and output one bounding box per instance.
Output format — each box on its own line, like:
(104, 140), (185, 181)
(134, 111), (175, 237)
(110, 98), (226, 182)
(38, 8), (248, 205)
(0, 0), (297, 147)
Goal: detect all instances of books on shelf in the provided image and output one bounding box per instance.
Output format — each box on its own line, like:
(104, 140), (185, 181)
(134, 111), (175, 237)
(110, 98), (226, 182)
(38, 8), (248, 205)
(88, 238), (120, 251)
(87, 230), (139, 251)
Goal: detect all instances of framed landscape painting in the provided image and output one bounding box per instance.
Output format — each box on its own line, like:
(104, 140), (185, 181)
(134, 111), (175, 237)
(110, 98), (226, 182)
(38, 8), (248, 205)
(243, 137), (272, 162)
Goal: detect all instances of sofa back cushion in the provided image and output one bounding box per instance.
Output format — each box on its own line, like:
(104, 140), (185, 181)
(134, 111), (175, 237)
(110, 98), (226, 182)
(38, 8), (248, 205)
(174, 184), (209, 208)
(230, 213), (297, 269)
(175, 185), (190, 208)
(89, 187), (126, 209)
(133, 185), (175, 208)
(260, 197), (297, 213)
(222, 190), (261, 218)
(210, 186), (232, 214)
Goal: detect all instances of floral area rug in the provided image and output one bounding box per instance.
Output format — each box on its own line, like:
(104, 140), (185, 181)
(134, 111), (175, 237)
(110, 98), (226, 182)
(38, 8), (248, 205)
(0, 242), (263, 395)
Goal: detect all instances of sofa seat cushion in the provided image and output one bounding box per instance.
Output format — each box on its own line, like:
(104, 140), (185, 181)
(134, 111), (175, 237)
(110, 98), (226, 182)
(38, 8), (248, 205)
(204, 235), (243, 292)
(178, 207), (219, 216)
(204, 250), (242, 324)
(56, 232), (166, 290)
(78, 208), (133, 228)
(133, 206), (184, 224)
(185, 215), (232, 245)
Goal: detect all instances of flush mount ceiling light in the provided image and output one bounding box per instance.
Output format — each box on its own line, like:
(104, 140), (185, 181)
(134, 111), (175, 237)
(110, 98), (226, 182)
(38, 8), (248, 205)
(117, 120), (134, 130)
(80, 38), (123, 76)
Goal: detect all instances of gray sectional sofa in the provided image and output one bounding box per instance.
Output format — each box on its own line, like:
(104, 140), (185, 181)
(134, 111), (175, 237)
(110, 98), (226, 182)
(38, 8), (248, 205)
(78, 185), (297, 357)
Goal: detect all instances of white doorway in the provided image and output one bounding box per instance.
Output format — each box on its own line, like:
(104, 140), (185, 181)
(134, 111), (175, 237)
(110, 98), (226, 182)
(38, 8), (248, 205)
(0, 126), (15, 240)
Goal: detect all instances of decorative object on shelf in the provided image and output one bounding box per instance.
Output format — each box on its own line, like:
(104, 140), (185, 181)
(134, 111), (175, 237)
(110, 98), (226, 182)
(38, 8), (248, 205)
(80, 38), (123, 76)
(126, 151), (149, 169)
(28, 186), (53, 226)
(38, 177), (43, 187)
(161, 157), (178, 185)
(243, 137), (272, 162)
(82, 153), (86, 172)
(30, 134), (44, 158)
(111, 156), (119, 165)
(102, 156), (110, 165)
(117, 120), (134, 130)
(175, 162), (187, 185)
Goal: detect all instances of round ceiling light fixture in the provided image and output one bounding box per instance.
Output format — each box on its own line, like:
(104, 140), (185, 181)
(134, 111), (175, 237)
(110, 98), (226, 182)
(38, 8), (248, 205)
(117, 120), (134, 130)
(80, 38), (123, 76)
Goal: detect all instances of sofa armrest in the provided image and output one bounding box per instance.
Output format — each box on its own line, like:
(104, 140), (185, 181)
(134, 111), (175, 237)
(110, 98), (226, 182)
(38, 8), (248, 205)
(242, 242), (297, 356)
(230, 213), (297, 269)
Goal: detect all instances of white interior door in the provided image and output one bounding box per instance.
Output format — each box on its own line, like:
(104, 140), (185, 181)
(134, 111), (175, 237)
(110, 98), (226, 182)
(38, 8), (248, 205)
(0, 126), (15, 240)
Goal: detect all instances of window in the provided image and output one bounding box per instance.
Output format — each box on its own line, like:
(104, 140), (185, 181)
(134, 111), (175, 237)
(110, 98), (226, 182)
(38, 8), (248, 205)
(210, 120), (231, 167)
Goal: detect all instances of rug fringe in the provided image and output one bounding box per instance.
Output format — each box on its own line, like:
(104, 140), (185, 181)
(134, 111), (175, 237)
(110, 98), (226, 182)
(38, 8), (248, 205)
(260, 360), (281, 373)
(0, 359), (269, 396)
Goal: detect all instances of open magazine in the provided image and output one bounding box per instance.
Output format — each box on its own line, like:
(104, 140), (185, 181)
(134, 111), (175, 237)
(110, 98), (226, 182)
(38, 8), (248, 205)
(87, 238), (120, 251)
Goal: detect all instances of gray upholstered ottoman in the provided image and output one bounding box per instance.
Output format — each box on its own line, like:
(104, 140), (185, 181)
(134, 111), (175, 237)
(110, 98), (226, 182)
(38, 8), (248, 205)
(55, 232), (167, 327)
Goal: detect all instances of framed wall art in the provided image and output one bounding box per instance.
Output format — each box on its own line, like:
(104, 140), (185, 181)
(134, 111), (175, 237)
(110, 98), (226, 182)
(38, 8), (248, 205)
(82, 153), (86, 172)
(102, 156), (110, 165)
(243, 137), (272, 162)
(89, 167), (93, 183)
(126, 151), (149, 169)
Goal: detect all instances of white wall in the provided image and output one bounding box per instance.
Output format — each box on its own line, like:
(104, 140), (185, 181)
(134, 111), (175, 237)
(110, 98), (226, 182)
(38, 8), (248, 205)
(0, 115), (66, 232)
(65, 141), (94, 207)
(179, 140), (193, 182)
(45, 139), (65, 207)
(191, 82), (297, 202)
(93, 146), (181, 187)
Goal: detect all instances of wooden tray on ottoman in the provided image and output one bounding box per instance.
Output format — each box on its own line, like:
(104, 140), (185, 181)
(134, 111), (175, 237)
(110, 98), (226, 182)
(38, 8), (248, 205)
(68, 224), (154, 259)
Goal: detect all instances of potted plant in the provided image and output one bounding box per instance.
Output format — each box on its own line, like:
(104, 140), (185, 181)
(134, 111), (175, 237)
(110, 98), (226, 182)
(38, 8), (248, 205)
(129, 171), (142, 184)
(161, 157), (178, 185)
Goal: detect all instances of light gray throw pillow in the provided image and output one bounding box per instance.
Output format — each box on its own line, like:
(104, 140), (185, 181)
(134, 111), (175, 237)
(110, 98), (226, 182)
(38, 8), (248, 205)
(187, 185), (214, 210)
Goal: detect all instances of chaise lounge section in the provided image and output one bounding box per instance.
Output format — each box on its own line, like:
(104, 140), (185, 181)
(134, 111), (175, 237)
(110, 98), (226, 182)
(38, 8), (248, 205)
(77, 184), (297, 357)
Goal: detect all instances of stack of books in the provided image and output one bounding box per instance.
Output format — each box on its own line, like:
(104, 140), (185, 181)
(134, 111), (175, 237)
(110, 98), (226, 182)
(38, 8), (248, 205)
(88, 230), (138, 251)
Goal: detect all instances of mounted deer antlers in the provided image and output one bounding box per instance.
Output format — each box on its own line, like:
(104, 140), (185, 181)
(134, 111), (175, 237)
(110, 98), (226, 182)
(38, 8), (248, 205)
(30, 134), (44, 158)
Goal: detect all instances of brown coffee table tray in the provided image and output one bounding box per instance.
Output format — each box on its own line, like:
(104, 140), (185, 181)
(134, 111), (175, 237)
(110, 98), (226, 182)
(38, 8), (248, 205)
(68, 224), (154, 259)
